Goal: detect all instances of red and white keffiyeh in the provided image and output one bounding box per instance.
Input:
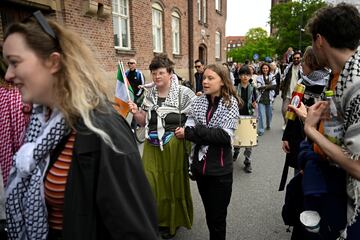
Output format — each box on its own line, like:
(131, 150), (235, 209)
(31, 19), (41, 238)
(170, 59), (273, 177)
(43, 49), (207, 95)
(0, 87), (27, 185)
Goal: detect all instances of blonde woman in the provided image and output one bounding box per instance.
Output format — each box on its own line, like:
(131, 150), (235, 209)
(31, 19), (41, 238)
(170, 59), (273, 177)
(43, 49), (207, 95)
(3, 11), (158, 240)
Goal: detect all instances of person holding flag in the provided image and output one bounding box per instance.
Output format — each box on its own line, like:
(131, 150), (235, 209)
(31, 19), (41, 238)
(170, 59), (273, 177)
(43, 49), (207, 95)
(115, 61), (134, 118)
(128, 54), (195, 239)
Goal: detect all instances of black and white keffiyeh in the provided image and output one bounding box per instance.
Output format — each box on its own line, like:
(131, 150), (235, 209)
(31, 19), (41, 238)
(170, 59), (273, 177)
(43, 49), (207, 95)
(142, 74), (195, 150)
(333, 45), (360, 239)
(186, 95), (240, 162)
(5, 105), (68, 240)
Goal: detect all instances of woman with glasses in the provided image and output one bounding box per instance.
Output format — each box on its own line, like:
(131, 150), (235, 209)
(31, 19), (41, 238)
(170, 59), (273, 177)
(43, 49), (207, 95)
(129, 54), (195, 239)
(3, 12), (158, 240)
(256, 63), (276, 136)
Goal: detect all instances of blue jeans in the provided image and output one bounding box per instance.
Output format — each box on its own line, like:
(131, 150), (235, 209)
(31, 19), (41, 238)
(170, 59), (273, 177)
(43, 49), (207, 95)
(258, 103), (273, 134)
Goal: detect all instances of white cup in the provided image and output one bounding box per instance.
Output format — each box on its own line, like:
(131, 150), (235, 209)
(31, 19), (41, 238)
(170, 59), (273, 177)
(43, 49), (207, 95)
(300, 210), (321, 233)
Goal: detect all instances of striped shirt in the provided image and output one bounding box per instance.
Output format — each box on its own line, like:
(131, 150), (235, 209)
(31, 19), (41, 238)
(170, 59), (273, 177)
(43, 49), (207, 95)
(45, 132), (76, 230)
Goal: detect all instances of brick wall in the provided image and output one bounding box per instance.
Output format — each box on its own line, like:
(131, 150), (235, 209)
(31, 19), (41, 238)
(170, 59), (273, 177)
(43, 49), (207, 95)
(0, 0), (227, 84)
(192, 0), (227, 66)
(59, 0), (116, 72)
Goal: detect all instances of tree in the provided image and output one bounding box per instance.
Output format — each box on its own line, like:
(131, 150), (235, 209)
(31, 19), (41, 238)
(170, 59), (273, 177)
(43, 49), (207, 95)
(270, 0), (326, 57)
(228, 28), (277, 63)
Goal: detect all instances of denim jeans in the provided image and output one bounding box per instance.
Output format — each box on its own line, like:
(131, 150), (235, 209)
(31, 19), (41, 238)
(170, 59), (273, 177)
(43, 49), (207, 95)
(258, 103), (273, 134)
(258, 103), (272, 134)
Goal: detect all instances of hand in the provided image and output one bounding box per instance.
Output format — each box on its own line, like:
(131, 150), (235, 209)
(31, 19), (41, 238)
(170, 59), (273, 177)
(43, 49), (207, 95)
(304, 101), (328, 129)
(288, 102), (307, 121)
(196, 91), (203, 96)
(282, 141), (290, 153)
(175, 127), (185, 139)
(252, 101), (257, 109)
(128, 100), (138, 114)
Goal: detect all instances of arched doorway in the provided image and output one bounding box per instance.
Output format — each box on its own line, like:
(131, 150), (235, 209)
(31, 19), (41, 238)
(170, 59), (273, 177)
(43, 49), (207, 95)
(198, 44), (207, 65)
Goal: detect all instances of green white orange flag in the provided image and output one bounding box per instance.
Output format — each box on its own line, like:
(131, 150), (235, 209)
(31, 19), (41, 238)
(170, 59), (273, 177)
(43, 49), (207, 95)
(114, 61), (134, 118)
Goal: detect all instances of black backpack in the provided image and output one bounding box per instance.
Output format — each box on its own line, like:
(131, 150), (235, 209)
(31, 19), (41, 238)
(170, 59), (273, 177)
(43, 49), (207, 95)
(282, 173), (304, 226)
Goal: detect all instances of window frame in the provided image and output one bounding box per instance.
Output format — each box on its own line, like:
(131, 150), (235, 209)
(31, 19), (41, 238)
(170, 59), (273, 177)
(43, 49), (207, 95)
(152, 3), (164, 53)
(215, 31), (221, 59)
(171, 11), (181, 55)
(215, 0), (221, 12)
(112, 0), (131, 50)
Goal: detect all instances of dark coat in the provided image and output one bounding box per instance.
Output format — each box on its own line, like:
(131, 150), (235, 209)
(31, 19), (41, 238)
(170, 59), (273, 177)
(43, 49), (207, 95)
(50, 108), (158, 240)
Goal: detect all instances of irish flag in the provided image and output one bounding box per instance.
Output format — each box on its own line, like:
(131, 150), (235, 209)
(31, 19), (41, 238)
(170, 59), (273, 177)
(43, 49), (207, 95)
(115, 61), (134, 118)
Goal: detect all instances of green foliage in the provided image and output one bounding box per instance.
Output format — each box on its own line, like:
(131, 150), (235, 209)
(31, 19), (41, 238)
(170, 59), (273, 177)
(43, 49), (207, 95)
(228, 28), (277, 63)
(270, 0), (327, 56)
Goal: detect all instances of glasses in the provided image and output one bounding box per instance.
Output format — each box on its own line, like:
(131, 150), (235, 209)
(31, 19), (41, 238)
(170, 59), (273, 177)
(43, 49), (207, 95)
(128, 62), (135, 65)
(195, 65), (202, 68)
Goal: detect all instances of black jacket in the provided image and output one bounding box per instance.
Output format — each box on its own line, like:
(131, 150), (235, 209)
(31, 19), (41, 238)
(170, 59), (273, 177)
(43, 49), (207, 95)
(50, 107), (158, 240)
(185, 97), (233, 177)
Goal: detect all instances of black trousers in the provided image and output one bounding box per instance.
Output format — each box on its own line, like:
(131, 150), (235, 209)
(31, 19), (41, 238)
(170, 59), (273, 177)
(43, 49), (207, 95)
(196, 173), (233, 240)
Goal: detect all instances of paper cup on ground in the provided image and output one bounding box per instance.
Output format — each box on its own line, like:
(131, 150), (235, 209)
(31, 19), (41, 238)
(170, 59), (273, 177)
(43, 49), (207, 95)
(300, 211), (321, 233)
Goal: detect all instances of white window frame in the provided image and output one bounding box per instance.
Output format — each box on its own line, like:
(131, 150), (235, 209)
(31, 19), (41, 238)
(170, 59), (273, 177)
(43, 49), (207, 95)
(172, 11), (180, 55)
(112, 0), (131, 49)
(152, 3), (163, 53)
(197, 0), (201, 21)
(215, 0), (221, 12)
(202, 0), (207, 23)
(215, 31), (221, 59)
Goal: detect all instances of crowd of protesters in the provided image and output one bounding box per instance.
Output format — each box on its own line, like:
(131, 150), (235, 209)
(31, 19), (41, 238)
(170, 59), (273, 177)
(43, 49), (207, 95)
(0, 2), (360, 240)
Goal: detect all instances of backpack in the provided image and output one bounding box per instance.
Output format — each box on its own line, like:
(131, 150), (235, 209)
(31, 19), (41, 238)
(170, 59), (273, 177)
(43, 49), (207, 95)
(282, 173), (304, 226)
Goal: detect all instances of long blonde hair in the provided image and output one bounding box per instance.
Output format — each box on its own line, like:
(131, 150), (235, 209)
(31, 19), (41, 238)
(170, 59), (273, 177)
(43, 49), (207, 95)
(4, 17), (117, 150)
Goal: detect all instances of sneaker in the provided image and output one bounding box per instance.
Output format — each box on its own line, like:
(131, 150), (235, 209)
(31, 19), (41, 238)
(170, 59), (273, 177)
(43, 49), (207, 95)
(266, 126), (271, 130)
(258, 132), (264, 136)
(244, 164), (252, 173)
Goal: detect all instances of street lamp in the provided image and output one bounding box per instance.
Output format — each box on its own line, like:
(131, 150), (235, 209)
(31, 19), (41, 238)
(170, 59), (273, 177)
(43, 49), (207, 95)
(299, 0), (305, 51)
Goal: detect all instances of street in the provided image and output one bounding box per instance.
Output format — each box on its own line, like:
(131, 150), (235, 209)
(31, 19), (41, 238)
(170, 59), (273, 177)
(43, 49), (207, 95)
(139, 98), (292, 240)
(174, 98), (291, 240)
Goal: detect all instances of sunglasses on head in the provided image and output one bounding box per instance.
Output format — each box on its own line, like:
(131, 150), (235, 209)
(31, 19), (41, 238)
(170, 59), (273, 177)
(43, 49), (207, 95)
(22, 10), (57, 40)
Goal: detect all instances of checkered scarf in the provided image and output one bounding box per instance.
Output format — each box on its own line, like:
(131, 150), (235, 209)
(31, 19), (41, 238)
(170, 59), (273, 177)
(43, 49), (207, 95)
(0, 87), (27, 186)
(186, 95), (240, 162)
(5, 105), (68, 240)
(334, 45), (360, 239)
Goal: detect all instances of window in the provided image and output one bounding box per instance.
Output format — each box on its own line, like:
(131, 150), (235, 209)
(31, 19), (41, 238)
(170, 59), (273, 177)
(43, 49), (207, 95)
(112, 0), (130, 49)
(215, 31), (221, 59)
(197, 0), (201, 21)
(152, 3), (163, 52)
(227, 44), (231, 48)
(172, 11), (180, 54)
(215, 0), (221, 12)
(202, 0), (207, 23)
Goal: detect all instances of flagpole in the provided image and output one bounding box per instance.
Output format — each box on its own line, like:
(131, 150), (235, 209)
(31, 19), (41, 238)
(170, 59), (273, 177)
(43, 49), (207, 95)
(118, 61), (131, 101)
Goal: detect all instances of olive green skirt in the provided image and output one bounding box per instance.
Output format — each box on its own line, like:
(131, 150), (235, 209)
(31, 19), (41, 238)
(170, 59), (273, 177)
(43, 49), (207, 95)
(142, 137), (193, 235)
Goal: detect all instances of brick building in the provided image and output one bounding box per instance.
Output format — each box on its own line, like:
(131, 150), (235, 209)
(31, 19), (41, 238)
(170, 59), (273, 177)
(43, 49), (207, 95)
(226, 36), (245, 52)
(0, 0), (227, 85)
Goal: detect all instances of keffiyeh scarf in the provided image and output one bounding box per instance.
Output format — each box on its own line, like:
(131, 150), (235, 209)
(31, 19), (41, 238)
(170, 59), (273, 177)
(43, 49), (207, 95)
(5, 105), (68, 240)
(334, 45), (360, 239)
(142, 74), (194, 150)
(186, 95), (240, 163)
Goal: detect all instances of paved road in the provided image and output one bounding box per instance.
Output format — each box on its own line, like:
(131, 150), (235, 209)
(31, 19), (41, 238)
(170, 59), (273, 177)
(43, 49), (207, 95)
(139, 98), (293, 240)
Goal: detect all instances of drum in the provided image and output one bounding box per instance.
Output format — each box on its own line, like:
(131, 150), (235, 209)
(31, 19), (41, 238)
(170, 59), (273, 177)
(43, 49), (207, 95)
(233, 116), (258, 147)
